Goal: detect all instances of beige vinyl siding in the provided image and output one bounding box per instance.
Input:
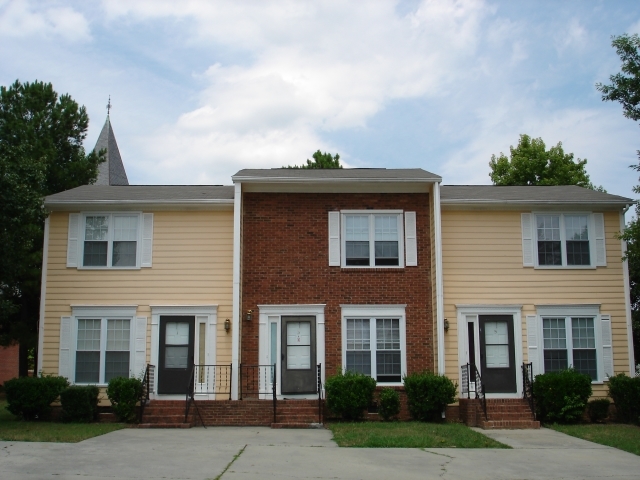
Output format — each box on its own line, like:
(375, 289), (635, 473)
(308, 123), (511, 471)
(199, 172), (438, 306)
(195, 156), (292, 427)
(442, 209), (629, 398)
(41, 210), (234, 377)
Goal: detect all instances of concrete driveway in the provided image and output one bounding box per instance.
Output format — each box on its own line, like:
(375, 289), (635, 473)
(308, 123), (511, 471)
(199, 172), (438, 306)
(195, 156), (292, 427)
(1, 426), (639, 480)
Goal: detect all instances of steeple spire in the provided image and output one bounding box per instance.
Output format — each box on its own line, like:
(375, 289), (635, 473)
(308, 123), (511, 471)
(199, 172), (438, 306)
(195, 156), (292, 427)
(93, 103), (129, 186)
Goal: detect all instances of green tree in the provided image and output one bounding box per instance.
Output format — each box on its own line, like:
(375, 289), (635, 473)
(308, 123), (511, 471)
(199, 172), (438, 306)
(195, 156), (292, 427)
(489, 134), (601, 190)
(598, 34), (640, 364)
(0, 80), (102, 374)
(284, 150), (342, 169)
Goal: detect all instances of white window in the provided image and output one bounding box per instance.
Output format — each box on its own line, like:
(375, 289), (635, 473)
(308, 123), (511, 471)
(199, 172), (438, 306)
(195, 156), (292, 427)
(66, 212), (153, 269)
(332, 211), (412, 268)
(75, 316), (133, 384)
(521, 213), (606, 268)
(529, 305), (614, 383)
(83, 214), (139, 267)
(341, 305), (406, 384)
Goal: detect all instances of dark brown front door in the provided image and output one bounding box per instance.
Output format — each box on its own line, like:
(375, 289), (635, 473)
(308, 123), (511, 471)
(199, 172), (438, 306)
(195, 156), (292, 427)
(158, 316), (195, 394)
(281, 316), (316, 394)
(479, 315), (517, 394)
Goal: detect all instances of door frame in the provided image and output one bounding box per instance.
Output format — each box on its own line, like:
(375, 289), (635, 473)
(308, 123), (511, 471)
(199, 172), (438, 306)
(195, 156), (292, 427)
(456, 305), (523, 399)
(150, 305), (218, 399)
(257, 304), (326, 399)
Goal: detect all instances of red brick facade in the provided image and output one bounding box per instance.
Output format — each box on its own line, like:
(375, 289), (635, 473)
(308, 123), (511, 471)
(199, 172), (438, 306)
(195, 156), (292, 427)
(0, 344), (19, 385)
(240, 192), (434, 379)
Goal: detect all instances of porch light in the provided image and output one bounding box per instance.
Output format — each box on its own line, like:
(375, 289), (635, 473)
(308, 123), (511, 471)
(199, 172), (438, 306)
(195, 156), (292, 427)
(444, 318), (450, 332)
(246, 309), (253, 322)
(224, 318), (231, 333)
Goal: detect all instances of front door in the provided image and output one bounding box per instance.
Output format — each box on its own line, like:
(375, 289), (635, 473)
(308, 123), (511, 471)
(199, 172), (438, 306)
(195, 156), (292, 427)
(479, 315), (517, 393)
(158, 316), (195, 394)
(281, 316), (316, 394)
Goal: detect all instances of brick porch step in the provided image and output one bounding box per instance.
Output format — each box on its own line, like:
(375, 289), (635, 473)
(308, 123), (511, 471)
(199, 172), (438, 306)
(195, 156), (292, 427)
(271, 422), (324, 429)
(137, 423), (193, 429)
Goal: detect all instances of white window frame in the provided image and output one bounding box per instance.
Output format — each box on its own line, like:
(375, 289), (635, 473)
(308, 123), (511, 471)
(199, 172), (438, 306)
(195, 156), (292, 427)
(533, 212), (596, 269)
(79, 212), (143, 269)
(341, 305), (407, 386)
(535, 305), (605, 384)
(340, 210), (405, 268)
(70, 306), (136, 386)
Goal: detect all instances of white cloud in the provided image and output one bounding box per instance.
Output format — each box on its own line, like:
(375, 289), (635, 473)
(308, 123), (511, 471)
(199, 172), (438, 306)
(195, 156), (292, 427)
(99, 0), (492, 182)
(0, 0), (90, 42)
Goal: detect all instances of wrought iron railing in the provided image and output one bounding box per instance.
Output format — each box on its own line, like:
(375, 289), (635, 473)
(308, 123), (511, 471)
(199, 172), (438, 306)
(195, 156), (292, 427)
(193, 364), (233, 398)
(317, 363), (323, 424)
(240, 364), (277, 423)
(138, 364), (155, 423)
(522, 362), (535, 419)
(460, 363), (486, 421)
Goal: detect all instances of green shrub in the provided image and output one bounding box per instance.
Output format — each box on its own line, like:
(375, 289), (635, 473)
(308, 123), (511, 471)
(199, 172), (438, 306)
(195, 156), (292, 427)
(587, 398), (611, 423)
(403, 371), (457, 422)
(378, 388), (401, 421)
(106, 376), (143, 423)
(607, 373), (640, 424)
(3, 375), (69, 420)
(533, 369), (592, 423)
(60, 386), (100, 423)
(325, 370), (376, 420)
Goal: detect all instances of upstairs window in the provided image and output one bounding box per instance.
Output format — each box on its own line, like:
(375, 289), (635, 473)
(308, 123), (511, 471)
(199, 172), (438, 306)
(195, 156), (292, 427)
(521, 212), (605, 268)
(343, 213), (403, 267)
(82, 214), (139, 268)
(537, 214), (590, 266)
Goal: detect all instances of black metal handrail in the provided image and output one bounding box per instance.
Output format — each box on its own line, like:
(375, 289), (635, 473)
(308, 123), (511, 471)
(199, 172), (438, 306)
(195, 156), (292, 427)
(522, 362), (535, 419)
(461, 363), (487, 421)
(138, 364), (154, 423)
(240, 363), (277, 424)
(184, 365), (205, 427)
(317, 363), (323, 424)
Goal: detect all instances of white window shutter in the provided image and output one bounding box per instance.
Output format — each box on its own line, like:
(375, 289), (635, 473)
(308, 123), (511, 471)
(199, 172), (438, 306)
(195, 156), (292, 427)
(526, 315), (540, 376)
(601, 314), (613, 380)
(134, 317), (148, 378)
(328, 212), (340, 266)
(141, 213), (154, 267)
(404, 212), (418, 266)
(593, 213), (606, 266)
(59, 317), (72, 381)
(67, 214), (80, 267)
(521, 213), (534, 267)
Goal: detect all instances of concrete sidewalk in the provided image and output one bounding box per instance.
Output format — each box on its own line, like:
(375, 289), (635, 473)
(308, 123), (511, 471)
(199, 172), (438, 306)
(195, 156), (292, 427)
(0, 426), (638, 480)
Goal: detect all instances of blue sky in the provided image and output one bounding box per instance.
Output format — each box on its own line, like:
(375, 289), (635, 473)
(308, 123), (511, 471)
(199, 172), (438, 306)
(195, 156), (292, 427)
(1, 0), (639, 197)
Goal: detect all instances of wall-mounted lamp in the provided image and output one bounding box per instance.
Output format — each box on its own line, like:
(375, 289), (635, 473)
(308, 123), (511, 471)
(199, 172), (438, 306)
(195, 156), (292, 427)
(444, 318), (450, 333)
(224, 318), (231, 333)
(245, 309), (253, 322)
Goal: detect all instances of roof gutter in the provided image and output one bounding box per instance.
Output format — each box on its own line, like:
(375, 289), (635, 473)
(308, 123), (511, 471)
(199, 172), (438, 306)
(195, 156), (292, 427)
(232, 177), (441, 184)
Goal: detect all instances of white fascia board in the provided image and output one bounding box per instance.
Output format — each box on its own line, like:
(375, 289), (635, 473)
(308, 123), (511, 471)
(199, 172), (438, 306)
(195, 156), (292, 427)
(37, 216), (50, 374)
(434, 182), (445, 375)
(45, 199), (234, 211)
(231, 182), (242, 400)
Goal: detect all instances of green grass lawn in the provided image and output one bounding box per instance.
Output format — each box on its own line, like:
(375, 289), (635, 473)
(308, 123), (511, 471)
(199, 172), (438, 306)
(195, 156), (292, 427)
(0, 399), (126, 443)
(327, 421), (510, 448)
(548, 423), (640, 456)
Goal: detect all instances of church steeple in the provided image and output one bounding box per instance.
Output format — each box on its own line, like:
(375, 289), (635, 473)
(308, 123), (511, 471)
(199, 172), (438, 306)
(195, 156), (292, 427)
(94, 98), (129, 186)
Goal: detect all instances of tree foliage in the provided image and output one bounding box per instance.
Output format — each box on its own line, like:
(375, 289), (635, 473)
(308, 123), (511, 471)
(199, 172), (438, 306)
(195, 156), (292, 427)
(597, 34), (640, 122)
(489, 134), (601, 190)
(0, 80), (102, 371)
(598, 35), (640, 364)
(284, 149), (342, 169)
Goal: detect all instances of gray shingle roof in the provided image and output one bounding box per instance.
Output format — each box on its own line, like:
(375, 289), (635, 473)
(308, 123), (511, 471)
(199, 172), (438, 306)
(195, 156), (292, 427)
(441, 185), (633, 205)
(233, 168), (441, 182)
(94, 117), (129, 186)
(45, 185), (234, 207)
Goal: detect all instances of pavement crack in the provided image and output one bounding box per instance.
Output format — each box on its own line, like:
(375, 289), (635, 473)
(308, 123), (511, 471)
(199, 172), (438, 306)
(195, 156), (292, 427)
(210, 444), (247, 480)
(421, 449), (454, 478)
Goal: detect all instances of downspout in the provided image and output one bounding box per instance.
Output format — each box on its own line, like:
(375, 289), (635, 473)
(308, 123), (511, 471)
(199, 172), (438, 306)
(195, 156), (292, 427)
(231, 182), (242, 399)
(36, 216), (50, 376)
(434, 182), (445, 375)
(620, 205), (636, 375)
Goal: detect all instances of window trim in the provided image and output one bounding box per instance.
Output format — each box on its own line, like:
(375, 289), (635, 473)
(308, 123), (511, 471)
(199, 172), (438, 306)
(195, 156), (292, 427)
(70, 305), (136, 386)
(535, 304), (605, 384)
(340, 210), (405, 268)
(532, 212), (597, 269)
(341, 305), (407, 386)
(79, 212), (143, 270)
